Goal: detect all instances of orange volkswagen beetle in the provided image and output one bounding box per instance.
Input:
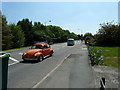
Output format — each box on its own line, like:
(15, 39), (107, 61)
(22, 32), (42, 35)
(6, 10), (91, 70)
(22, 42), (54, 62)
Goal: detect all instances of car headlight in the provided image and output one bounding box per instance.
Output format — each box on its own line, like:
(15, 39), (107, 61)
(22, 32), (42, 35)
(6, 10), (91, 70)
(22, 53), (26, 56)
(34, 54), (37, 57)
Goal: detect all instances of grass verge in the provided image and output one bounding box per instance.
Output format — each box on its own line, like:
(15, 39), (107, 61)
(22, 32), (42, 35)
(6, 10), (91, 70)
(89, 46), (119, 67)
(2, 46), (31, 52)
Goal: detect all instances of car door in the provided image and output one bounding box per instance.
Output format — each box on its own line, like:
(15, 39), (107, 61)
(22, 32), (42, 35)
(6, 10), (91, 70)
(46, 44), (51, 55)
(42, 45), (50, 56)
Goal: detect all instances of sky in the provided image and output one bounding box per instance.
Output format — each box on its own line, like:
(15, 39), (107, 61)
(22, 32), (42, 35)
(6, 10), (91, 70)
(1, 1), (118, 35)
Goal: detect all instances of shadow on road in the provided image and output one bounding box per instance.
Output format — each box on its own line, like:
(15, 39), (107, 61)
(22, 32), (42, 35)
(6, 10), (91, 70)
(20, 60), (39, 64)
(20, 55), (52, 64)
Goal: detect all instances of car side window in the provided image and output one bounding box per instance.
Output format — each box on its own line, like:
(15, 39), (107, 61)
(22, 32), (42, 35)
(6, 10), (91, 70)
(47, 45), (50, 48)
(31, 45), (43, 49)
(43, 45), (48, 49)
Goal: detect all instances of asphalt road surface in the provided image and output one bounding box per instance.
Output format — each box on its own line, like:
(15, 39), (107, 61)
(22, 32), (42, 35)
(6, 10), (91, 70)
(6, 41), (95, 88)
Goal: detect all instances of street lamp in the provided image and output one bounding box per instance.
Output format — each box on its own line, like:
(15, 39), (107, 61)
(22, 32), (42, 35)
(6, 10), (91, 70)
(44, 20), (51, 43)
(45, 20), (51, 26)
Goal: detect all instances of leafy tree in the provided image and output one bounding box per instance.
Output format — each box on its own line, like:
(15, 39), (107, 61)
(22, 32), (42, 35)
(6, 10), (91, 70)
(77, 34), (81, 40)
(32, 22), (50, 43)
(47, 26), (62, 43)
(84, 33), (93, 38)
(10, 24), (25, 48)
(17, 19), (34, 46)
(84, 33), (94, 45)
(69, 32), (78, 40)
(33, 30), (46, 42)
(95, 22), (120, 46)
(2, 15), (14, 50)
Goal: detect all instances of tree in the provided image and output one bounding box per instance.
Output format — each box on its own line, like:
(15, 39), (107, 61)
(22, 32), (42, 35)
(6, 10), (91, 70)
(95, 22), (120, 46)
(84, 33), (94, 45)
(84, 33), (93, 38)
(47, 26), (63, 43)
(77, 34), (81, 40)
(33, 30), (46, 42)
(2, 15), (14, 50)
(17, 19), (34, 46)
(32, 22), (51, 43)
(10, 24), (25, 48)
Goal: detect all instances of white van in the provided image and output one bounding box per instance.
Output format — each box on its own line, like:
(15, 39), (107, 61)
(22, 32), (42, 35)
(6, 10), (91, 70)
(67, 39), (75, 46)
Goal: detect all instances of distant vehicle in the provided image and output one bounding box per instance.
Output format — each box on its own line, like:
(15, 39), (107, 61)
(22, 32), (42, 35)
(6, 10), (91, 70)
(22, 42), (54, 62)
(67, 39), (75, 46)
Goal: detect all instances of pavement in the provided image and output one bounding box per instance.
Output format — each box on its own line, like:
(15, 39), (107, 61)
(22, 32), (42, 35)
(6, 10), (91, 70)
(6, 41), (96, 88)
(93, 65), (119, 89)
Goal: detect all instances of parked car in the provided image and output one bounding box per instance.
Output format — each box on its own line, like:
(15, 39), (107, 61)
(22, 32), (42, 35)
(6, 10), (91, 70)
(22, 42), (54, 62)
(67, 39), (75, 46)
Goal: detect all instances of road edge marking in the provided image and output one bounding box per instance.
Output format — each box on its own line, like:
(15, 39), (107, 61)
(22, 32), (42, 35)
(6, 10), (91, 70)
(31, 54), (70, 89)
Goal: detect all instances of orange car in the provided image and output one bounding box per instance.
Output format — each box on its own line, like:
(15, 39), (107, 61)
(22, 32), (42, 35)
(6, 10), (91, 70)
(22, 42), (54, 61)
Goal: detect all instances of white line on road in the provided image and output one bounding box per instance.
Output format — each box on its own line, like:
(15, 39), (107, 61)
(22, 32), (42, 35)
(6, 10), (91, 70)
(9, 57), (20, 66)
(31, 54), (70, 89)
(82, 48), (87, 50)
(8, 62), (19, 66)
(9, 57), (19, 62)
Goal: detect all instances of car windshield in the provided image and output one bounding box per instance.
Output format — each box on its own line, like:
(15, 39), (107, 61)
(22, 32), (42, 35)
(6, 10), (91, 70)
(31, 45), (43, 49)
(68, 40), (74, 42)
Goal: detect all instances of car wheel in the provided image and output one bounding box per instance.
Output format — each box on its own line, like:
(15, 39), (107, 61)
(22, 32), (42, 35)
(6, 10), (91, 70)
(38, 55), (43, 62)
(50, 51), (53, 56)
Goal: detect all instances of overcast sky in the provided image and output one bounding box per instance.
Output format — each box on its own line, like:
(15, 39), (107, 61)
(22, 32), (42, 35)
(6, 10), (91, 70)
(2, 1), (118, 35)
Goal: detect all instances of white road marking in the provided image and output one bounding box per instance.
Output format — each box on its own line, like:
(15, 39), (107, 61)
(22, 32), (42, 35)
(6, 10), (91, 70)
(82, 48), (87, 50)
(31, 54), (70, 89)
(9, 57), (19, 62)
(8, 62), (19, 66)
(9, 57), (20, 66)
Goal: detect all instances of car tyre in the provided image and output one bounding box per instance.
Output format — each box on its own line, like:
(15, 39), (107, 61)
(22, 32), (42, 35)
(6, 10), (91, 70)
(38, 55), (43, 62)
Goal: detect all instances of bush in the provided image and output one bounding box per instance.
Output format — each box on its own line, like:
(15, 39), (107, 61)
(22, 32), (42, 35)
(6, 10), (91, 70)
(95, 22), (120, 46)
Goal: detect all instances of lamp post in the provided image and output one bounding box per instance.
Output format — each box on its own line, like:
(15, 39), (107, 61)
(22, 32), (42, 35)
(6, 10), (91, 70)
(44, 20), (51, 43)
(45, 20), (51, 26)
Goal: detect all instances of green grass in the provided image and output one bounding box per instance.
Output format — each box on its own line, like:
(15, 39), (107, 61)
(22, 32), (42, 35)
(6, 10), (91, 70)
(89, 46), (119, 67)
(2, 46), (31, 52)
(102, 57), (118, 67)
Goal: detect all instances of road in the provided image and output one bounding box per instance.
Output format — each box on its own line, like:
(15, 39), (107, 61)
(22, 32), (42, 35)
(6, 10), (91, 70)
(6, 41), (95, 88)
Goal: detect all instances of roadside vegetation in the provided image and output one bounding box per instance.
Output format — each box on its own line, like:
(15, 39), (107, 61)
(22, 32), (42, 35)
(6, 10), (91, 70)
(1, 12), (79, 50)
(84, 22), (120, 67)
(3, 46), (31, 52)
(89, 46), (119, 67)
